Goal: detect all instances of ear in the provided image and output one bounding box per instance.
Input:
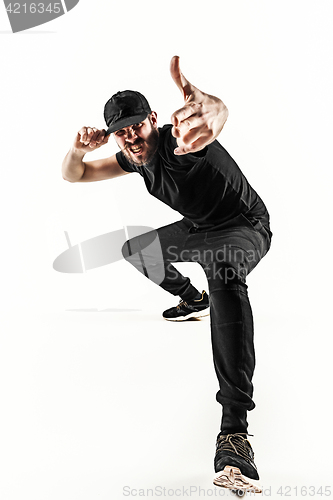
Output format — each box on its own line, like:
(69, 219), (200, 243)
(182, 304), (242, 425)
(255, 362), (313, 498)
(149, 111), (158, 128)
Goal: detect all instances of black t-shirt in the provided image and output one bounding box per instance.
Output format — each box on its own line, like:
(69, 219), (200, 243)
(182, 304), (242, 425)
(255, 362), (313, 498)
(116, 124), (271, 233)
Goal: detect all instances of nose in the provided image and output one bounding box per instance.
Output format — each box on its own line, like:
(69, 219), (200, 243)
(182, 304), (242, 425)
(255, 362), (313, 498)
(126, 127), (138, 142)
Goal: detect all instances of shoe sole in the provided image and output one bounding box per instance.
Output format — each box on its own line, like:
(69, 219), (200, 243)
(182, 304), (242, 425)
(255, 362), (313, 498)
(163, 307), (210, 322)
(213, 466), (262, 494)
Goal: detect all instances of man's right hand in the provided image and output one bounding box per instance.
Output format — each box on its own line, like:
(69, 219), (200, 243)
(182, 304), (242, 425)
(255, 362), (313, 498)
(72, 127), (110, 155)
(170, 56), (228, 155)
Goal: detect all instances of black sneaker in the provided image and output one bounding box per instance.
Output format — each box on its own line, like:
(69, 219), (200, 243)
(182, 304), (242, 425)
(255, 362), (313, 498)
(162, 291), (209, 321)
(213, 433), (262, 494)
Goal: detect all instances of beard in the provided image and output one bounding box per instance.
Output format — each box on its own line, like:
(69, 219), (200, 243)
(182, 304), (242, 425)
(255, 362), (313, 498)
(122, 126), (159, 167)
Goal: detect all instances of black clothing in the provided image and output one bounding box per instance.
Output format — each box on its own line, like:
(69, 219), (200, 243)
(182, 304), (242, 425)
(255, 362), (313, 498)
(122, 218), (271, 434)
(118, 125), (272, 435)
(116, 124), (271, 235)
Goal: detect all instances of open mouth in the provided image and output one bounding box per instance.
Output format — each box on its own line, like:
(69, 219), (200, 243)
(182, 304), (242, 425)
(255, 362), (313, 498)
(130, 144), (144, 155)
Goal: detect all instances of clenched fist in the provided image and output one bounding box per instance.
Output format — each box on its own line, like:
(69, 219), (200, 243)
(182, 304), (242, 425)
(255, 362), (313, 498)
(73, 126), (109, 154)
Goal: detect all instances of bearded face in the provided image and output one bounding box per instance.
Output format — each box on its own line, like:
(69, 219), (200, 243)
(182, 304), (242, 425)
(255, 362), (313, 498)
(122, 126), (159, 167)
(114, 115), (159, 167)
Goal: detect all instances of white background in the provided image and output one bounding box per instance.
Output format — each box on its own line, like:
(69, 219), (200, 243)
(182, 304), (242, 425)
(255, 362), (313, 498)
(0, 1), (332, 499)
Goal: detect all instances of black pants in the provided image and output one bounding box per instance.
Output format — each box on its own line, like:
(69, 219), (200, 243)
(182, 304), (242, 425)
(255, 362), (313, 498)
(122, 217), (272, 434)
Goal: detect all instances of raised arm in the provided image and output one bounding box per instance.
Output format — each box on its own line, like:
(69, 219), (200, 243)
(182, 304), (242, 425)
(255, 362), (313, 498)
(62, 126), (129, 182)
(170, 56), (229, 155)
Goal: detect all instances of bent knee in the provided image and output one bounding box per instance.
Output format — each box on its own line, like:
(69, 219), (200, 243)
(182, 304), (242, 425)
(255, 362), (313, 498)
(122, 231), (159, 260)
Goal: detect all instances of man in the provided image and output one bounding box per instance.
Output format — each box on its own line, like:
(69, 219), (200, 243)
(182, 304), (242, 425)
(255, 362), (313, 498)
(62, 56), (272, 494)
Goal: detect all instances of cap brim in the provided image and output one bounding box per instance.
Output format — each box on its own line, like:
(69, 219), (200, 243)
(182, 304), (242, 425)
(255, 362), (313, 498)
(105, 112), (149, 136)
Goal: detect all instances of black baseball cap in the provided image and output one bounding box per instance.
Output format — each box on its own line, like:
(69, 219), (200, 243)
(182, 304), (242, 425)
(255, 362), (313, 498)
(104, 90), (152, 136)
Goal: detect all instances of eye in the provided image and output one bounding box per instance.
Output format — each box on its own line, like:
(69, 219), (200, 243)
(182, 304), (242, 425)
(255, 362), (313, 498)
(133, 123), (143, 130)
(115, 129), (125, 136)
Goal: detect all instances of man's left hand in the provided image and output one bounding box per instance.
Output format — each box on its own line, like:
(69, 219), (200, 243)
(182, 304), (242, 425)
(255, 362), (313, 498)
(170, 55), (229, 155)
